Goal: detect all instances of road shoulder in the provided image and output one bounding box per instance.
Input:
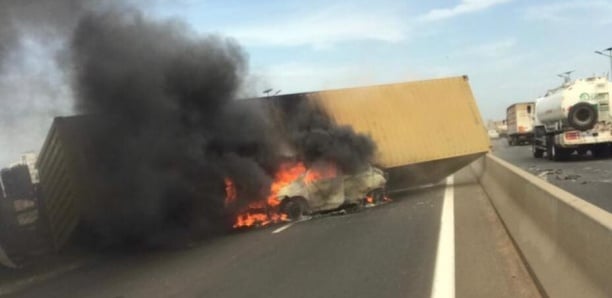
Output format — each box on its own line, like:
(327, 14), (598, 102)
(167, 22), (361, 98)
(453, 167), (541, 298)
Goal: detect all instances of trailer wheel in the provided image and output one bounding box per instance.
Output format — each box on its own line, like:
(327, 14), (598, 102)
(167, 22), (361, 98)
(568, 103), (598, 131)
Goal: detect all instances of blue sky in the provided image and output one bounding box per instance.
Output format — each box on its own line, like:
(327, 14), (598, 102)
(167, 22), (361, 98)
(148, 0), (612, 120)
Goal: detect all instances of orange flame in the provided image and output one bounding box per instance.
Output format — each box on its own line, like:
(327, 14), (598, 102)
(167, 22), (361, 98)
(267, 162), (306, 207)
(366, 196), (374, 204)
(234, 212), (288, 228)
(228, 162), (306, 229)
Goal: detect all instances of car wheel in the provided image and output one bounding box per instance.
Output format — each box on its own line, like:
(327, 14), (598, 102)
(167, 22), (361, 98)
(280, 197), (306, 220)
(368, 189), (385, 203)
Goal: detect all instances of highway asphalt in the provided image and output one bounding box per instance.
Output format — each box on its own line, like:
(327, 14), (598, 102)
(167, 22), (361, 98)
(3, 169), (539, 298)
(491, 138), (612, 213)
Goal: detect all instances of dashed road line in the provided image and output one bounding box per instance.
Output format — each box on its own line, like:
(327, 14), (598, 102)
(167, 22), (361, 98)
(272, 217), (310, 234)
(272, 222), (295, 234)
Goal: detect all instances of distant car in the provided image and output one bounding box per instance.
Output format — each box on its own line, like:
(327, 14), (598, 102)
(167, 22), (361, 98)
(276, 165), (387, 220)
(488, 129), (500, 139)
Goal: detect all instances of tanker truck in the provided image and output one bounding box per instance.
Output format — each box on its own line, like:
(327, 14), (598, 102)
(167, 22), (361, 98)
(532, 76), (612, 161)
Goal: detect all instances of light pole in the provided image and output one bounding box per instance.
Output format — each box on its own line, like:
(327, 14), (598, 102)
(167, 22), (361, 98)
(594, 47), (612, 80)
(262, 89), (281, 97)
(557, 70), (574, 84)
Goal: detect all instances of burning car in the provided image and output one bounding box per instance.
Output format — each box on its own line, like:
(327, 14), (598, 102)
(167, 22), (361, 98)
(227, 162), (387, 228)
(276, 163), (387, 220)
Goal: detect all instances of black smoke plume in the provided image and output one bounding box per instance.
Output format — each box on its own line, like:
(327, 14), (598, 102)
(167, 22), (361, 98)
(279, 98), (376, 174)
(67, 7), (288, 246)
(0, 7), (17, 72)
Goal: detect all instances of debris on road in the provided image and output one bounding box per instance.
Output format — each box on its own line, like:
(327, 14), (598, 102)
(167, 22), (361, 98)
(536, 169), (557, 178)
(529, 166), (585, 183)
(561, 174), (581, 181)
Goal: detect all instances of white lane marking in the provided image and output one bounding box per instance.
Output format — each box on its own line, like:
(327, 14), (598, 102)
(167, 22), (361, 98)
(272, 222), (295, 234)
(272, 216), (312, 234)
(431, 175), (455, 298)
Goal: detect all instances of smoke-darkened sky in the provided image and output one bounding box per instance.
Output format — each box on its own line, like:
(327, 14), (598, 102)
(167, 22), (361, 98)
(0, 0), (96, 166)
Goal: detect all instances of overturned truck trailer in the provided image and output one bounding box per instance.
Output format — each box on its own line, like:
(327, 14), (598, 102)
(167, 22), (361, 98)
(270, 75), (491, 190)
(32, 75), (489, 253)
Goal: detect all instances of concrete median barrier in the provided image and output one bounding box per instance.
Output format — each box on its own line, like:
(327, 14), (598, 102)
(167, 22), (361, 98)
(470, 153), (612, 298)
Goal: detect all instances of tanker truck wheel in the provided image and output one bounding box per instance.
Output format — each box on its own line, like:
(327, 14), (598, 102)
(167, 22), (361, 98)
(548, 144), (560, 161)
(546, 135), (569, 161)
(549, 144), (571, 161)
(591, 144), (610, 159)
(568, 103), (598, 131)
(532, 143), (544, 158)
(546, 135), (554, 160)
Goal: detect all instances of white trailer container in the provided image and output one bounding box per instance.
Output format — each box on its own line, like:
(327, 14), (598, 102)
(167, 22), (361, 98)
(532, 76), (612, 160)
(506, 102), (535, 145)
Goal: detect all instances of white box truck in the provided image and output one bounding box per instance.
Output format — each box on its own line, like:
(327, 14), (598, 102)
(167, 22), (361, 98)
(506, 102), (535, 145)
